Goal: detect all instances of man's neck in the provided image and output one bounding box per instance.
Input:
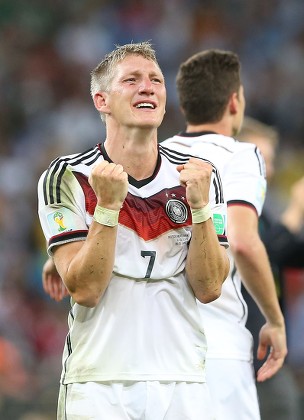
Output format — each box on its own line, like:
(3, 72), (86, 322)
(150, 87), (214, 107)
(104, 127), (159, 181)
(186, 121), (233, 137)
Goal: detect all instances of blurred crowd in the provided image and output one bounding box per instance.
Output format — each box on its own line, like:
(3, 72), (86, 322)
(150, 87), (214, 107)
(0, 0), (303, 418)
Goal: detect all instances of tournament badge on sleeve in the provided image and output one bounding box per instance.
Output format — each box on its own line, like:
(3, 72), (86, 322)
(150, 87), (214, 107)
(47, 208), (75, 235)
(212, 213), (225, 235)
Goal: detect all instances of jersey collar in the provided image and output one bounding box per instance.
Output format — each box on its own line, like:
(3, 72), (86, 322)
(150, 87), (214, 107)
(99, 142), (162, 188)
(178, 130), (218, 137)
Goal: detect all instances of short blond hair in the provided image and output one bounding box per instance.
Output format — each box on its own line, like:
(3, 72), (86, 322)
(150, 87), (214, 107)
(90, 41), (159, 98)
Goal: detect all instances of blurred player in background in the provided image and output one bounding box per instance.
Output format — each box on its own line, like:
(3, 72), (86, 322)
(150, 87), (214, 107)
(238, 116), (304, 420)
(162, 49), (287, 420)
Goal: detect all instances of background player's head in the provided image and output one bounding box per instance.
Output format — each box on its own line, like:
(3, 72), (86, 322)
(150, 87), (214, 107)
(176, 49), (245, 136)
(238, 116), (279, 181)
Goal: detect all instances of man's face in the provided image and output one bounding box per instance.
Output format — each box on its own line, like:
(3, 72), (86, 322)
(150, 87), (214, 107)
(104, 55), (166, 129)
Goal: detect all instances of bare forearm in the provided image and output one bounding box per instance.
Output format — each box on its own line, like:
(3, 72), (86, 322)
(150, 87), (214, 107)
(281, 176), (304, 233)
(186, 220), (229, 303)
(234, 240), (284, 326)
(54, 221), (117, 307)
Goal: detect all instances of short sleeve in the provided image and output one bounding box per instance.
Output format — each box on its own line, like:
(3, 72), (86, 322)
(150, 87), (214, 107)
(224, 146), (266, 216)
(38, 165), (89, 256)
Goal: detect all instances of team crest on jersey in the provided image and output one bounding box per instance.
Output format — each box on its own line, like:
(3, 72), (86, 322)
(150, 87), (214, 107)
(165, 199), (188, 224)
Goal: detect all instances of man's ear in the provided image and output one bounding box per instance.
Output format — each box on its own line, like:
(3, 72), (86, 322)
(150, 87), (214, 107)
(228, 92), (238, 115)
(93, 92), (110, 114)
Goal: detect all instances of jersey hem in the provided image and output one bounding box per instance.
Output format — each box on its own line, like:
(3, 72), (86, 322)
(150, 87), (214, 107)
(61, 373), (206, 385)
(206, 353), (252, 362)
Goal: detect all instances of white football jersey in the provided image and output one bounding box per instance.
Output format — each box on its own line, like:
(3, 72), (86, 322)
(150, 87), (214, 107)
(162, 132), (266, 361)
(38, 142), (228, 384)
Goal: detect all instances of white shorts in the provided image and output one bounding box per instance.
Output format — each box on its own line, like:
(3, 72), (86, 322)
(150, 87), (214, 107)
(57, 380), (215, 420)
(206, 359), (261, 420)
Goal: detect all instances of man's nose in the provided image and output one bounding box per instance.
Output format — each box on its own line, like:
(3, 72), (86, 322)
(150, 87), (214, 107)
(138, 79), (154, 94)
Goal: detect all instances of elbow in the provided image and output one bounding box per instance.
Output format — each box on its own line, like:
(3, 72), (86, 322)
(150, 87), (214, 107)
(67, 280), (103, 308)
(229, 237), (252, 260)
(64, 271), (106, 308)
(196, 287), (222, 304)
(71, 291), (102, 308)
(196, 266), (228, 303)
(195, 277), (223, 303)
(190, 257), (229, 304)
(197, 258), (229, 303)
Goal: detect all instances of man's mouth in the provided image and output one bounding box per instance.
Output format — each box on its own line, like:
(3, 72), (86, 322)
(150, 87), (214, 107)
(135, 102), (156, 109)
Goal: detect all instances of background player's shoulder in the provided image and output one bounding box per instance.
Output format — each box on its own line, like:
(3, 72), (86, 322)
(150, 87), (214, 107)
(232, 137), (258, 153)
(159, 142), (193, 164)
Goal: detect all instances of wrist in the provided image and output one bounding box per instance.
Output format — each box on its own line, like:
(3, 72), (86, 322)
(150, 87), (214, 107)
(266, 314), (285, 329)
(93, 205), (120, 227)
(191, 203), (212, 224)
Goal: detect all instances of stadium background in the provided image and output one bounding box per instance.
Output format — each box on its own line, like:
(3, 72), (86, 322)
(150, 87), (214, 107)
(0, 0), (303, 418)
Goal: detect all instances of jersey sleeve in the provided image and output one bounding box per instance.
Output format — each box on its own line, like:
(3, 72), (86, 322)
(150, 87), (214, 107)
(225, 146), (266, 216)
(38, 164), (89, 256)
(209, 166), (229, 248)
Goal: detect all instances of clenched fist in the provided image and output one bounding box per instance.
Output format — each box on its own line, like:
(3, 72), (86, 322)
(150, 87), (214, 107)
(177, 158), (212, 209)
(89, 161), (129, 210)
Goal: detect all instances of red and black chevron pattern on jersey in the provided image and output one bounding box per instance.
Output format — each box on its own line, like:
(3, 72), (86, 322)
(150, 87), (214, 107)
(73, 171), (191, 241)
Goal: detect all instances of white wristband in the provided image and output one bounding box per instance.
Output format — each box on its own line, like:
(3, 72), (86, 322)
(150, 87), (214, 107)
(191, 203), (212, 224)
(93, 205), (120, 227)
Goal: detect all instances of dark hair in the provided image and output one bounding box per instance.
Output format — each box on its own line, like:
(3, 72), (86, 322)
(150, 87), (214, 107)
(176, 49), (241, 124)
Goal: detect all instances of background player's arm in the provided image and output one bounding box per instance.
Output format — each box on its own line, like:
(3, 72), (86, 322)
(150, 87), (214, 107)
(178, 158), (230, 303)
(280, 175), (304, 234)
(228, 204), (287, 381)
(42, 256), (69, 301)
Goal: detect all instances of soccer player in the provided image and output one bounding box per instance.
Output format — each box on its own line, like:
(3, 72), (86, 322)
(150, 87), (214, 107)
(38, 42), (229, 420)
(238, 116), (304, 420)
(162, 49), (287, 420)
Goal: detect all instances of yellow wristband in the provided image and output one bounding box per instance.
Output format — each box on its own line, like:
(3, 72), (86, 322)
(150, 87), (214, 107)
(191, 203), (212, 224)
(93, 205), (120, 227)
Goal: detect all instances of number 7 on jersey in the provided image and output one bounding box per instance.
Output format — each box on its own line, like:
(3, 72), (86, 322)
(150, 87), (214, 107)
(141, 251), (156, 278)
